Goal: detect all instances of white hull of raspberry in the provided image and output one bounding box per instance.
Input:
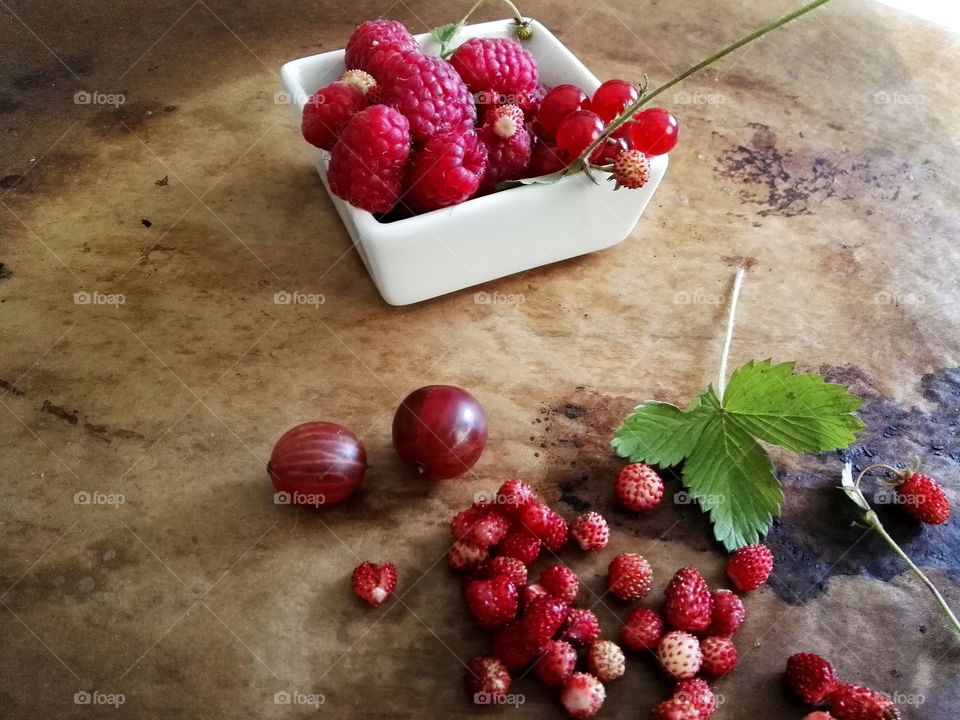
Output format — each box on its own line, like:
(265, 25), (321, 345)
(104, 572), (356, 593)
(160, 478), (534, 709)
(280, 20), (668, 306)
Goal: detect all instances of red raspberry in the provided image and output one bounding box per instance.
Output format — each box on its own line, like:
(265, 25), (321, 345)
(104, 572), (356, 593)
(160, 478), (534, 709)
(559, 607), (601, 646)
(607, 553), (653, 602)
(404, 129), (487, 213)
(699, 636), (737, 677)
(709, 589), (745, 637)
(478, 121), (532, 193)
(484, 556), (528, 586)
(619, 607), (664, 653)
(464, 656), (511, 704)
(726, 544), (774, 592)
(664, 567), (714, 634)
(571, 511), (609, 551)
(449, 37), (538, 99)
(539, 565), (580, 604)
(560, 672), (606, 719)
(301, 81), (368, 151)
(448, 539), (489, 574)
(464, 575), (518, 631)
(674, 678), (716, 719)
(379, 51), (476, 143)
(344, 20), (418, 78)
(534, 639), (578, 688)
(499, 527), (541, 565)
(351, 561), (397, 607)
(494, 478), (536, 517)
(528, 141), (567, 176)
(516, 83), (549, 119)
(586, 640), (625, 683)
(615, 463), (664, 511)
(786, 653), (839, 705)
(327, 105), (411, 214)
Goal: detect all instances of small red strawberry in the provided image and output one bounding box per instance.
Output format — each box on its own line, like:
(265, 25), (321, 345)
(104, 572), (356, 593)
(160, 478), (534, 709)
(674, 678), (716, 719)
(620, 607), (664, 652)
(485, 556), (528, 586)
(613, 149), (651, 189)
(520, 595), (569, 648)
(533, 639), (578, 688)
(607, 553), (653, 602)
(560, 672), (606, 719)
(586, 640), (625, 683)
(495, 478), (536, 516)
(699, 636), (737, 677)
(493, 621), (541, 670)
(786, 653), (839, 705)
(464, 656), (511, 703)
(829, 684), (900, 720)
(540, 565), (580, 604)
(451, 504), (509, 547)
(803, 713), (836, 720)
(615, 463), (664, 512)
(499, 527), (541, 565)
(448, 539), (489, 574)
(464, 576), (518, 631)
(351, 561), (398, 607)
(571, 511), (610, 551)
(650, 698), (703, 720)
(483, 103), (525, 138)
(657, 631), (703, 680)
(543, 512), (570, 552)
(520, 582), (548, 610)
(709, 589), (746, 637)
(726, 544), (774, 592)
(518, 502), (568, 552)
(894, 471), (951, 525)
(559, 607), (601, 646)
(664, 567), (713, 633)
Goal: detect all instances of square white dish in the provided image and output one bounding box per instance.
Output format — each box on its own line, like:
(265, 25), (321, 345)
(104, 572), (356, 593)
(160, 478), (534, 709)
(280, 19), (668, 306)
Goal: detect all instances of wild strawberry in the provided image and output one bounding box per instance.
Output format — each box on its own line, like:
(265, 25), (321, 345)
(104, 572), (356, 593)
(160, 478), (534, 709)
(674, 678), (716, 719)
(351, 561), (398, 607)
(560, 672), (606, 719)
(620, 607), (664, 652)
(607, 553), (653, 602)
(451, 504), (508, 547)
(540, 565), (580, 604)
(520, 502), (568, 551)
(499, 527), (541, 565)
(726, 544), (774, 592)
(534, 639), (578, 688)
(664, 567), (713, 633)
(803, 713), (836, 720)
(483, 103), (525, 137)
(520, 582), (548, 610)
(339, 68), (378, 97)
(301, 82), (369, 151)
(464, 576), (518, 631)
(586, 640), (626, 683)
(650, 698), (703, 720)
(464, 656), (511, 703)
(709, 589), (745, 637)
(699, 636), (737, 677)
(786, 653), (839, 705)
(657, 631), (703, 680)
(478, 121), (532, 193)
(560, 607), (601, 646)
(571, 511), (610, 551)
(485, 556), (528, 586)
(522, 595), (568, 642)
(493, 621), (541, 670)
(613, 149), (651, 189)
(615, 463), (664, 512)
(448, 539), (489, 574)
(543, 513), (569, 552)
(895, 471), (951, 524)
(829, 684), (901, 720)
(495, 479), (537, 517)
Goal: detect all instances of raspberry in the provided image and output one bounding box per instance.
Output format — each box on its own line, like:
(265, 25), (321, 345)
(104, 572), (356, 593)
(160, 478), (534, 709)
(786, 653), (839, 705)
(449, 37), (538, 99)
(726, 544), (774, 592)
(709, 589), (745, 637)
(699, 636), (737, 677)
(464, 575), (518, 631)
(620, 607), (664, 653)
(607, 553), (653, 602)
(664, 567), (714, 634)
(613, 149), (651, 189)
(379, 51), (476, 143)
(560, 672), (606, 719)
(499, 527), (541, 565)
(404, 129), (487, 213)
(534, 639), (578, 688)
(650, 698), (703, 720)
(615, 463), (664, 511)
(559, 607), (601, 646)
(494, 478), (536, 517)
(464, 656), (511, 704)
(301, 82), (368, 151)
(484, 556), (528, 586)
(586, 640), (625, 683)
(478, 122), (532, 193)
(516, 83), (549, 119)
(327, 105), (411, 214)
(571, 511), (609, 551)
(539, 565), (580, 604)
(674, 678), (716, 719)
(351, 561), (397, 607)
(345, 20), (418, 78)
(448, 539), (489, 574)
(528, 142), (567, 176)
(657, 631), (702, 680)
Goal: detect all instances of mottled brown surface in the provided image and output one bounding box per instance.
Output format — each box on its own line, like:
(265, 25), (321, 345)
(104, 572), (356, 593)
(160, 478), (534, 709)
(2, 0), (959, 718)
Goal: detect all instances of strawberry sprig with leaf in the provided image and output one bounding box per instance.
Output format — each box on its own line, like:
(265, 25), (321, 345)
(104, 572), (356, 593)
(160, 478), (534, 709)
(613, 269), (864, 551)
(432, 0), (532, 58)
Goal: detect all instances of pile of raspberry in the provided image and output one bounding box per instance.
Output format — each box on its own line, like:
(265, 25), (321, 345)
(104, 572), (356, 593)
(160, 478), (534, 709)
(300, 20), (679, 217)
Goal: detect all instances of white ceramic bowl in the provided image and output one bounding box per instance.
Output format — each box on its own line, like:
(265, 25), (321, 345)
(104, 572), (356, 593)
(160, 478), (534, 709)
(280, 19), (668, 306)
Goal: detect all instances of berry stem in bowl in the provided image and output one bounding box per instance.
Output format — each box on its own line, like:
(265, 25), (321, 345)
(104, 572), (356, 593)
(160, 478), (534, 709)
(434, 0), (532, 57)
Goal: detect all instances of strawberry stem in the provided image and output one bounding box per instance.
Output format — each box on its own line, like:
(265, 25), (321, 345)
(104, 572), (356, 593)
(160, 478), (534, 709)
(717, 267), (747, 400)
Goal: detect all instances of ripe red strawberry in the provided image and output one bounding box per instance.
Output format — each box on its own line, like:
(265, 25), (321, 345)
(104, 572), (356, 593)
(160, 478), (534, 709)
(664, 567), (713, 633)
(895, 471), (951, 524)
(571, 511), (610, 551)
(829, 684), (900, 720)
(726, 544), (774, 592)
(559, 607), (601, 646)
(674, 678), (716, 719)
(699, 636), (737, 677)
(540, 565), (580, 604)
(533, 639), (578, 688)
(351, 561), (398, 606)
(542, 513), (569, 552)
(519, 502), (568, 551)
(449, 37), (538, 98)
(607, 553), (653, 602)
(485, 556), (528, 586)
(620, 607), (664, 653)
(520, 582), (548, 610)
(613, 149), (651, 189)
(657, 631), (703, 680)
(560, 672), (606, 719)
(492, 621), (540, 670)
(803, 713), (836, 720)
(521, 595), (569, 647)
(615, 463), (664, 512)
(301, 82), (369, 151)
(344, 20), (418, 78)
(499, 527), (541, 565)
(478, 121), (532, 193)
(464, 656), (511, 703)
(586, 640), (625, 683)
(495, 479), (537, 516)
(786, 653), (839, 705)
(464, 575), (518, 631)
(404, 129), (487, 213)
(448, 539), (489, 574)
(650, 698), (703, 720)
(451, 504), (509, 547)
(482, 103), (525, 137)
(709, 589), (745, 637)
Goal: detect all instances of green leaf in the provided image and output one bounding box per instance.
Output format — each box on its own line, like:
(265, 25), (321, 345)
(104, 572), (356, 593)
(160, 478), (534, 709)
(612, 401), (710, 467)
(430, 22), (461, 46)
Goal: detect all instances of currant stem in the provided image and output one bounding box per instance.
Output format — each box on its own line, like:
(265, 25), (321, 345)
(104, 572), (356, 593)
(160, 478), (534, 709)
(717, 267), (746, 400)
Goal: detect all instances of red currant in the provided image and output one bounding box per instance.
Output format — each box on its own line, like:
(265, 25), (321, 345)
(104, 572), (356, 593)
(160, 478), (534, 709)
(589, 135), (628, 165)
(627, 108), (679, 156)
(591, 79), (639, 123)
(538, 84), (590, 138)
(556, 111), (604, 161)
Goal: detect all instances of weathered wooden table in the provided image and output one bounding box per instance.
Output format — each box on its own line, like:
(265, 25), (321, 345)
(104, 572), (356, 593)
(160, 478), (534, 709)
(2, 0), (958, 717)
